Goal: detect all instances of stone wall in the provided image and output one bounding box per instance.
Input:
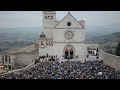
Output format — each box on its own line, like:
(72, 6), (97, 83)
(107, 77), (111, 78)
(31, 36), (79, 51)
(0, 54), (15, 69)
(99, 49), (120, 70)
(53, 28), (85, 43)
(14, 52), (39, 69)
(39, 46), (53, 56)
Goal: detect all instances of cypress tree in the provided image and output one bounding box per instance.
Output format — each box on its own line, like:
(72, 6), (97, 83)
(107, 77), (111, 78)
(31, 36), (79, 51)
(115, 41), (120, 56)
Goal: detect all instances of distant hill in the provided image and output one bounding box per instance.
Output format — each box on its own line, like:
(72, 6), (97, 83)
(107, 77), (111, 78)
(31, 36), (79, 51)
(86, 32), (120, 54)
(0, 27), (41, 42)
(0, 27), (42, 51)
(86, 32), (120, 44)
(86, 24), (120, 39)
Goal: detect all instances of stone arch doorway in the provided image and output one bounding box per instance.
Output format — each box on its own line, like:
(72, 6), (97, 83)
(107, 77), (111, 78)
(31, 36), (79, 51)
(65, 49), (69, 57)
(70, 49), (73, 58)
(63, 45), (75, 59)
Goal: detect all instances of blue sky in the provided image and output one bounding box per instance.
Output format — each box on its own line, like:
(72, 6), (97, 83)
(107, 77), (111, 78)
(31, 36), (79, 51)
(0, 11), (120, 28)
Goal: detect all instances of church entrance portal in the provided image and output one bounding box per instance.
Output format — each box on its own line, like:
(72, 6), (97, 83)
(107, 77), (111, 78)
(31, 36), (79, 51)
(65, 49), (69, 57)
(64, 45), (75, 59)
(70, 49), (73, 58)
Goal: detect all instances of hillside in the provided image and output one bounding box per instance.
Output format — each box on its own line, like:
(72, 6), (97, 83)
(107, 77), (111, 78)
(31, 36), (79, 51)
(0, 27), (41, 42)
(86, 23), (120, 39)
(0, 27), (41, 52)
(86, 32), (120, 54)
(87, 32), (120, 43)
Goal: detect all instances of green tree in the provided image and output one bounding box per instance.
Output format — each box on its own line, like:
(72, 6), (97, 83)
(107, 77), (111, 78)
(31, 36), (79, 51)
(115, 41), (120, 56)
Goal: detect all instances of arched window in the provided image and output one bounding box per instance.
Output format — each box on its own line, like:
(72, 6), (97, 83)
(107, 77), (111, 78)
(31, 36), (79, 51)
(2, 55), (4, 63)
(45, 16), (47, 19)
(48, 16), (51, 19)
(65, 49), (68, 56)
(70, 49), (73, 56)
(51, 16), (53, 19)
(5, 55), (7, 62)
(70, 49), (73, 59)
(9, 56), (11, 63)
(41, 41), (44, 45)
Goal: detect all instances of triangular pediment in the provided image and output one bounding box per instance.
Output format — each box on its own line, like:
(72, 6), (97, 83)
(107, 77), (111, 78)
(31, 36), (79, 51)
(54, 12), (84, 29)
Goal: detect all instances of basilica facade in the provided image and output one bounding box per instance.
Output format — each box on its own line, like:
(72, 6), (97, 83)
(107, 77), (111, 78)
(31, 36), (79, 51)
(39, 11), (99, 60)
(0, 11), (99, 71)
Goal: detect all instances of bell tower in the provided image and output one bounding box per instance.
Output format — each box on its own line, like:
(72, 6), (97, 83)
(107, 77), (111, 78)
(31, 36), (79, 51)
(43, 11), (56, 28)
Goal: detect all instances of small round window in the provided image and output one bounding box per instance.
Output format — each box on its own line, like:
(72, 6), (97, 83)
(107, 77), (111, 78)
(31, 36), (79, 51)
(67, 22), (71, 26)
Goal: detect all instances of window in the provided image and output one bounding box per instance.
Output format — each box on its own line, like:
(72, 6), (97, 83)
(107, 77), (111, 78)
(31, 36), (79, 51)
(45, 16), (47, 19)
(46, 16), (53, 19)
(51, 16), (53, 19)
(2, 55), (4, 63)
(67, 22), (71, 26)
(9, 56), (11, 63)
(5, 55), (7, 62)
(41, 41), (44, 45)
(48, 16), (51, 19)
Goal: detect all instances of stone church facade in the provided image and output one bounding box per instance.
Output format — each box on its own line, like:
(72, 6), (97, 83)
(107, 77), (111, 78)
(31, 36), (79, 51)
(39, 11), (99, 60)
(0, 11), (99, 71)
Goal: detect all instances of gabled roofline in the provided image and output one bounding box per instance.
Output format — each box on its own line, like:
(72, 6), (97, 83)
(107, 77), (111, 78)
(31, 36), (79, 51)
(54, 12), (84, 29)
(54, 12), (69, 28)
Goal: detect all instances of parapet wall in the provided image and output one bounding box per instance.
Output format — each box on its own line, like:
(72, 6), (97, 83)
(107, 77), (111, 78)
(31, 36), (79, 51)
(0, 61), (35, 76)
(99, 49), (120, 71)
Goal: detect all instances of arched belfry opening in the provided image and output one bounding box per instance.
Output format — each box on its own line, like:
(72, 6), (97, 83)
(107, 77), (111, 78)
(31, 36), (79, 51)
(63, 45), (75, 59)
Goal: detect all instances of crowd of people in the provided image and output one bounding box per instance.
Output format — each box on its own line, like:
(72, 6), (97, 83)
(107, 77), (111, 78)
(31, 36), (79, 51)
(0, 59), (120, 79)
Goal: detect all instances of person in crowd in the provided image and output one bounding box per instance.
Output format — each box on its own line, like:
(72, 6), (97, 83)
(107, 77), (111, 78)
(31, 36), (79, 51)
(0, 60), (119, 79)
(75, 55), (78, 58)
